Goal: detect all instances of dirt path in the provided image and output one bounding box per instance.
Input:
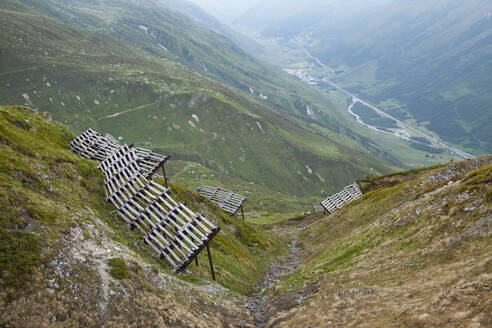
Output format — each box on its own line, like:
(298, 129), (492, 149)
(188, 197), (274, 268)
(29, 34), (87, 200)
(97, 102), (157, 121)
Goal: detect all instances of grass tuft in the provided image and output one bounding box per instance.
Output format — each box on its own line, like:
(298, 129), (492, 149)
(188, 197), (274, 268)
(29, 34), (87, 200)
(108, 258), (131, 280)
(0, 229), (41, 288)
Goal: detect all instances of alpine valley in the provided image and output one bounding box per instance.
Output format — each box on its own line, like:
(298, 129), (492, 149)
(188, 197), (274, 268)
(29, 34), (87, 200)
(1, 0), (491, 327)
(236, 0), (492, 155)
(0, 0), (459, 218)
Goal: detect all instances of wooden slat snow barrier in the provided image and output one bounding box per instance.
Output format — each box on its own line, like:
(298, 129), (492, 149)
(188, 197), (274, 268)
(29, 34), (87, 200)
(69, 128), (120, 161)
(70, 128), (171, 185)
(196, 185), (247, 220)
(312, 203), (324, 212)
(98, 146), (220, 279)
(320, 183), (363, 215)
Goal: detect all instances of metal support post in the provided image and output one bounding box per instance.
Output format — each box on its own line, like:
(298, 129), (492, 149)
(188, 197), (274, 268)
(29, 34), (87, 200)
(206, 243), (216, 281)
(162, 165), (168, 188)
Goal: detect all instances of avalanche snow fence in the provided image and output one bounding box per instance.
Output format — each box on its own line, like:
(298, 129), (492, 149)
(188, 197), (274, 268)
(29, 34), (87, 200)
(70, 131), (219, 279)
(320, 183), (363, 214)
(69, 128), (171, 186)
(196, 185), (247, 220)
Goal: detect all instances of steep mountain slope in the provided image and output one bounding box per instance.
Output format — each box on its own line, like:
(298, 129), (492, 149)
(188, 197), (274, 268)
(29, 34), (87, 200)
(0, 105), (281, 326)
(258, 156), (492, 327)
(8, 0), (341, 122)
(0, 0), (414, 203)
(159, 0), (265, 55)
(236, 0), (492, 155)
(1, 106), (490, 327)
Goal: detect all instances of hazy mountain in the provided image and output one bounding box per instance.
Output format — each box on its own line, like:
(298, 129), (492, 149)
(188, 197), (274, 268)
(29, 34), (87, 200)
(236, 0), (492, 155)
(160, 0), (265, 55)
(187, 0), (259, 23)
(234, 0), (318, 32)
(234, 0), (390, 33)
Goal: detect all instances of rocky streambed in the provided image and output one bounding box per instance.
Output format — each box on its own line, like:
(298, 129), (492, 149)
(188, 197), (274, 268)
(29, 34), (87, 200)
(244, 229), (308, 327)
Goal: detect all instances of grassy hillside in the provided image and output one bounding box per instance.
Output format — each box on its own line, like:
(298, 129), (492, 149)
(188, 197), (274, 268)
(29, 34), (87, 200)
(7, 0), (346, 123)
(166, 159), (319, 223)
(261, 155), (492, 327)
(0, 0), (412, 203)
(0, 105), (286, 326)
